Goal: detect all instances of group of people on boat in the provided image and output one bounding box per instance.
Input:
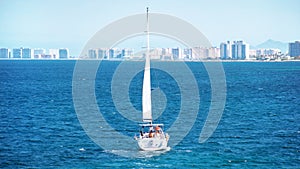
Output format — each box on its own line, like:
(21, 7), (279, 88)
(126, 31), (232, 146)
(140, 125), (163, 139)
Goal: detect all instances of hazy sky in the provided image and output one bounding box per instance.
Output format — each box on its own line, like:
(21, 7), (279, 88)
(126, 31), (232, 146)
(0, 0), (299, 55)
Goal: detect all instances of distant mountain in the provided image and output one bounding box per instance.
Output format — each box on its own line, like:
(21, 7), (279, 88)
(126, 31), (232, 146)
(254, 39), (288, 53)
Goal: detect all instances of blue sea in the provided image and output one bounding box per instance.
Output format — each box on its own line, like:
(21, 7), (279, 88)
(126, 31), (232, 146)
(0, 60), (299, 168)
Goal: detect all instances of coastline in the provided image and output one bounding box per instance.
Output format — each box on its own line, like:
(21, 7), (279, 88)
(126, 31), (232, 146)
(1, 58), (300, 62)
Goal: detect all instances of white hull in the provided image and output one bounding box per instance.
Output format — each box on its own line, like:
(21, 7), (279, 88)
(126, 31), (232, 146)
(137, 137), (169, 151)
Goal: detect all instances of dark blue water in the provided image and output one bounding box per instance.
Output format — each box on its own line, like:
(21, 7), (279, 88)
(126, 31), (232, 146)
(0, 60), (299, 168)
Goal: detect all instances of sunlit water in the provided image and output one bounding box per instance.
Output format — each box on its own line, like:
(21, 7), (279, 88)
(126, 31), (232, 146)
(0, 60), (299, 168)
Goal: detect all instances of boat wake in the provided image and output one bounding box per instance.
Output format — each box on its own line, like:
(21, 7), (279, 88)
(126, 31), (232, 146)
(137, 146), (171, 158)
(105, 147), (171, 158)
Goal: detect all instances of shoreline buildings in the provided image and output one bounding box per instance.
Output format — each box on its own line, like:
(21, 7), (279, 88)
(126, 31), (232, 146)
(1, 40), (299, 60)
(232, 41), (249, 60)
(0, 48), (70, 59)
(87, 48), (134, 59)
(289, 41), (300, 57)
(220, 41), (232, 60)
(220, 41), (249, 60)
(58, 48), (69, 59)
(0, 48), (9, 58)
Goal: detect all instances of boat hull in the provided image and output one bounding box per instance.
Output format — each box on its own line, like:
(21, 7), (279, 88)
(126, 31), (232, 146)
(137, 137), (168, 151)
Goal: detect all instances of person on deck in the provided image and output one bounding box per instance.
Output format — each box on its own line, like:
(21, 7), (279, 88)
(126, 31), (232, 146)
(149, 130), (154, 138)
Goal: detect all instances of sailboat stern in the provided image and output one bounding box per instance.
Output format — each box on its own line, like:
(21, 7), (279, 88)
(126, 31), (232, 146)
(135, 123), (169, 151)
(137, 137), (169, 151)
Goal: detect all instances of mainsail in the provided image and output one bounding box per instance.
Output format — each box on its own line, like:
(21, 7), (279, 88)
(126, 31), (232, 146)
(142, 7), (152, 123)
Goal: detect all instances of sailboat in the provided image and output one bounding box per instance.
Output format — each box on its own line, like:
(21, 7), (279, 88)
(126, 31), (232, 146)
(134, 7), (170, 151)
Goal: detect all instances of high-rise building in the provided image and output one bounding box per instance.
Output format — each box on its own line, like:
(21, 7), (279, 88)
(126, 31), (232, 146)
(161, 48), (172, 60)
(59, 48), (69, 59)
(34, 48), (46, 59)
(12, 48), (22, 58)
(162, 48), (172, 56)
(22, 48), (31, 59)
(108, 48), (121, 58)
(148, 48), (161, 60)
(231, 41), (249, 60)
(0, 48), (9, 58)
(183, 48), (192, 59)
(172, 47), (183, 60)
(109, 48), (115, 58)
(97, 48), (107, 59)
(191, 47), (208, 59)
(88, 49), (97, 59)
(121, 48), (134, 58)
(220, 41), (232, 59)
(289, 41), (300, 57)
(208, 47), (220, 59)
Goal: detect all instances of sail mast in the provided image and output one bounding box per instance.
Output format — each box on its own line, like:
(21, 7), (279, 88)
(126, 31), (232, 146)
(146, 7), (150, 57)
(142, 7), (152, 123)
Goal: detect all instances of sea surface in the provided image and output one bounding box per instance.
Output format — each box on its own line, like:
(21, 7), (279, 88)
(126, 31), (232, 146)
(0, 60), (299, 168)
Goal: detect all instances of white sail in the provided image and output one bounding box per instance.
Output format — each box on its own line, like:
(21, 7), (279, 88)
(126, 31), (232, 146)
(142, 7), (152, 123)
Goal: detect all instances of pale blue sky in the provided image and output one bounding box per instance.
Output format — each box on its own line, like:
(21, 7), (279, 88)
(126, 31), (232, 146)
(0, 0), (299, 55)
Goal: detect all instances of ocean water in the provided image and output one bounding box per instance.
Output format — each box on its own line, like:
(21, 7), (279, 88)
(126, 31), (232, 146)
(0, 60), (299, 168)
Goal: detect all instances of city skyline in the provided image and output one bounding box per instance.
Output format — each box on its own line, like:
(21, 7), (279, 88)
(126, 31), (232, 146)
(1, 0), (300, 56)
(1, 40), (299, 60)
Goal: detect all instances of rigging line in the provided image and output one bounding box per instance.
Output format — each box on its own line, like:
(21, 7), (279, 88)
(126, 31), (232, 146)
(152, 68), (160, 90)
